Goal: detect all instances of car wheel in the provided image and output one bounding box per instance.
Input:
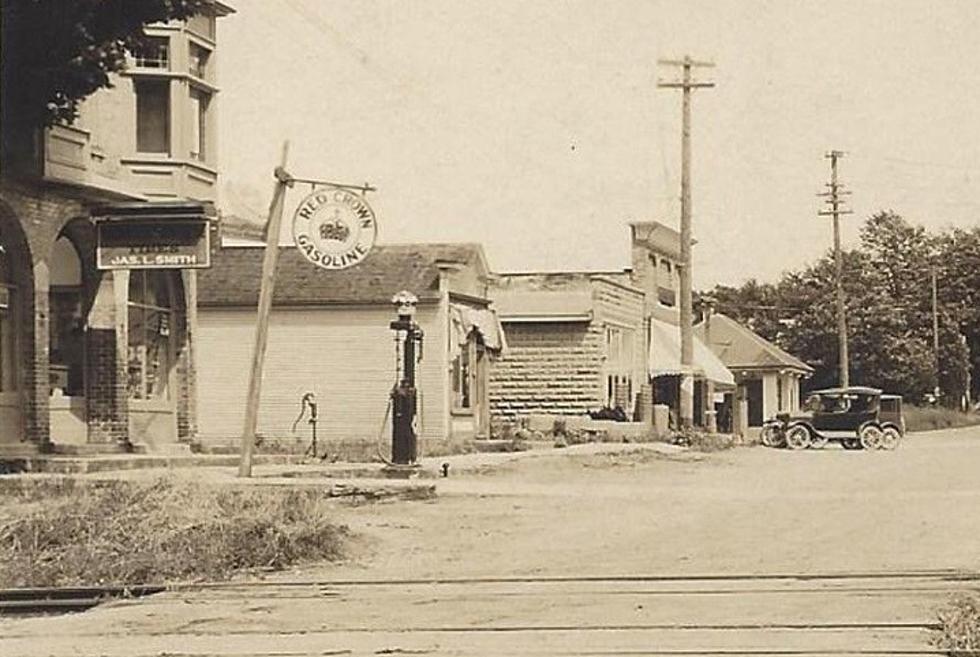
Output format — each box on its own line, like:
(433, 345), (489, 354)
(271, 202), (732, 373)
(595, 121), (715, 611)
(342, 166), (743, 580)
(784, 425), (811, 450)
(859, 424), (883, 450)
(879, 426), (901, 450)
(761, 425), (784, 448)
(841, 438), (862, 450)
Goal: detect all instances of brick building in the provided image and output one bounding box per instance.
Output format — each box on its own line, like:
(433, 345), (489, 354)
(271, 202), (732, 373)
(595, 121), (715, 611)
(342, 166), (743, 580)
(489, 272), (646, 420)
(194, 241), (505, 452)
(489, 221), (734, 429)
(0, 3), (232, 454)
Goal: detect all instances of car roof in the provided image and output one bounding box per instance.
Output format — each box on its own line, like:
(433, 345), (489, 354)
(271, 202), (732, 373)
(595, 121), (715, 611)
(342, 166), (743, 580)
(808, 386), (883, 396)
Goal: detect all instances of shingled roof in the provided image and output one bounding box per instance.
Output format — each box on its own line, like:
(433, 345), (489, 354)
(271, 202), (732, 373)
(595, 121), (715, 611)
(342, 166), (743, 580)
(694, 313), (813, 374)
(198, 243), (486, 307)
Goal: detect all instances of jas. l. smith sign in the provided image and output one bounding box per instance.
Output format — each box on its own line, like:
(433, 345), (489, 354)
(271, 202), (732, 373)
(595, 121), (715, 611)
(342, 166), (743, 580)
(96, 219), (211, 270)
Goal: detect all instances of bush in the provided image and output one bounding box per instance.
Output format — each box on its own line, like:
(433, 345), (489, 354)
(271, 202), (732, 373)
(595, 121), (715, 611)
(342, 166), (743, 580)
(935, 594), (980, 653)
(0, 478), (349, 588)
(668, 428), (736, 452)
(905, 405), (980, 433)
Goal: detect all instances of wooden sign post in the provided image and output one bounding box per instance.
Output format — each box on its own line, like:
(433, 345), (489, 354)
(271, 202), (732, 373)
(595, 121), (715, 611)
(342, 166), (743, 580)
(239, 142), (291, 477)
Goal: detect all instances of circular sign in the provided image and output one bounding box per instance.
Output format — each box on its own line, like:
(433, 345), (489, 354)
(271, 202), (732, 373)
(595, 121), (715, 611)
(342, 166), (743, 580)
(292, 188), (377, 270)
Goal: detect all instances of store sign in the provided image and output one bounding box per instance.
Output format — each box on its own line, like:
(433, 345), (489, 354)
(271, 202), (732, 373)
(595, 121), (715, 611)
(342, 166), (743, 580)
(97, 219), (210, 270)
(292, 188), (377, 270)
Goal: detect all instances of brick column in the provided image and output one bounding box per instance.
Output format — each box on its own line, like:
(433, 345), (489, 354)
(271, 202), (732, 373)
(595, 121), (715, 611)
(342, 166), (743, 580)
(24, 259), (51, 447)
(176, 270), (196, 441)
(85, 270), (129, 443)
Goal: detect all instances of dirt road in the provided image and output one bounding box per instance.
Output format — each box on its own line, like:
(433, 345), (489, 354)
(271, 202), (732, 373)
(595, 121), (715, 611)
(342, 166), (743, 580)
(3, 427), (979, 655)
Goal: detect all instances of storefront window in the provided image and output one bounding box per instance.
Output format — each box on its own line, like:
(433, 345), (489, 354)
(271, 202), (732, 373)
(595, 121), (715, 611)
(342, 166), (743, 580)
(127, 271), (173, 400)
(49, 289), (85, 396)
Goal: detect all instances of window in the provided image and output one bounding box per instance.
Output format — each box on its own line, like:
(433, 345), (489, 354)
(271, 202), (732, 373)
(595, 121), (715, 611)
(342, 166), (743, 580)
(658, 258), (676, 307)
(135, 80), (170, 154)
(186, 13), (216, 40)
(132, 37), (170, 69)
(452, 339), (472, 410)
(127, 271), (174, 400)
(604, 325), (634, 408)
(189, 89), (210, 161)
(189, 43), (211, 79)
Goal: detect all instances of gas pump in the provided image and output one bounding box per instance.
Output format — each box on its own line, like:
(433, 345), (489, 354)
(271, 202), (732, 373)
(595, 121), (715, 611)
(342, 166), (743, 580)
(389, 291), (424, 469)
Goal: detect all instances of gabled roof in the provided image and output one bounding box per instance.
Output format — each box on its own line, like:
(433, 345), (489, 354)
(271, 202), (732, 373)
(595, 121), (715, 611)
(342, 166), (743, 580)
(198, 243), (487, 307)
(694, 313), (814, 374)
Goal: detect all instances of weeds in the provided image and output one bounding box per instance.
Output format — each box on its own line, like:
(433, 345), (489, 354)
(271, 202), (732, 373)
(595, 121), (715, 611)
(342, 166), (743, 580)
(0, 478), (349, 588)
(935, 594), (980, 654)
(906, 406), (980, 433)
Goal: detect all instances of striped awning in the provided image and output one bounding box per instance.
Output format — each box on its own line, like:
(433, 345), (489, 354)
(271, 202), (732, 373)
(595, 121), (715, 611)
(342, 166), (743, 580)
(649, 318), (735, 387)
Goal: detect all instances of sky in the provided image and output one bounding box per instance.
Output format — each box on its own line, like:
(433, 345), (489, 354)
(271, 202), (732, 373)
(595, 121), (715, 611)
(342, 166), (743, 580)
(217, 0), (980, 289)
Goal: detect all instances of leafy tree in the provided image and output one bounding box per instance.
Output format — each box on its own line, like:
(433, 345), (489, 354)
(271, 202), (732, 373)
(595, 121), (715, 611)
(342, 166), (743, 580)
(701, 211), (973, 405)
(1, 0), (208, 133)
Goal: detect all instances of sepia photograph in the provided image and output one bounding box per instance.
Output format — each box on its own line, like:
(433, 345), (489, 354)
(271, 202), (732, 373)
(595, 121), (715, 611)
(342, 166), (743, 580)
(1, 1), (979, 654)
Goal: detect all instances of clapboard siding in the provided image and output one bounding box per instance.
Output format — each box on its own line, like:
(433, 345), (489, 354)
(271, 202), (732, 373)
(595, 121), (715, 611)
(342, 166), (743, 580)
(196, 305), (447, 444)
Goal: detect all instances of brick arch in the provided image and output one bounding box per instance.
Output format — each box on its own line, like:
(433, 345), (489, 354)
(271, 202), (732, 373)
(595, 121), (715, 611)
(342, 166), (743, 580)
(0, 198), (41, 444)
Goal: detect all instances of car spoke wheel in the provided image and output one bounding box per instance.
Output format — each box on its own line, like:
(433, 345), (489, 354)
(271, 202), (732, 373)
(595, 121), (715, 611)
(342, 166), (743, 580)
(841, 438), (862, 450)
(859, 424), (883, 450)
(784, 425), (811, 450)
(761, 425), (784, 448)
(879, 426), (901, 450)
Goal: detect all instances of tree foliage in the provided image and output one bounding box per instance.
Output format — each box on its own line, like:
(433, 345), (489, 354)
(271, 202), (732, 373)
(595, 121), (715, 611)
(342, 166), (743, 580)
(1, 0), (208, 130)
(703, 212), (977, 406)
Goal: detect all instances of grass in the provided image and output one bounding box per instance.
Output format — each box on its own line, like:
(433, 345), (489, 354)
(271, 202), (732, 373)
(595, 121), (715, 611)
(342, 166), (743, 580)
(905, 405), (980, 433)
(0, 477), (349, 588)
(935, 594), (980, 654)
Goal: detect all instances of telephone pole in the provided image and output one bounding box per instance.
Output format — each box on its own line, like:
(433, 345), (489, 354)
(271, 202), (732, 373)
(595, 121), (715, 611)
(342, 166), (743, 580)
(658, 55), (714, 429)
(818, 150), (853, 387)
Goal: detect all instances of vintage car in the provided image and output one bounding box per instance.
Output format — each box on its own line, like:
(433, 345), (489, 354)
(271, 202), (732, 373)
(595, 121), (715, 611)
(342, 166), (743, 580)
(761, 386), (905, 450)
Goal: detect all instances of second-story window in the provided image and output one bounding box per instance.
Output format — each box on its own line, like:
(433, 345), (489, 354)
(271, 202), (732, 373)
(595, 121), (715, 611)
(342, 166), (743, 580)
(658, 259), (676, 307)
(189, 43), (210, 80)
(135, 79), (170, 154)
(132, 37), (170, 69)
(189, 88), (210, 162)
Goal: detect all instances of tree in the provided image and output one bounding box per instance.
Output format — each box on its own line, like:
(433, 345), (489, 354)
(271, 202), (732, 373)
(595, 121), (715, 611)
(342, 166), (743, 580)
(1, 0), (208, 133)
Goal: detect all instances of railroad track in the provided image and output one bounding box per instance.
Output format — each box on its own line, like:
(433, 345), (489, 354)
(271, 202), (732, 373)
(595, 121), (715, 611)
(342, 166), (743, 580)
(1, 570), (976, 656)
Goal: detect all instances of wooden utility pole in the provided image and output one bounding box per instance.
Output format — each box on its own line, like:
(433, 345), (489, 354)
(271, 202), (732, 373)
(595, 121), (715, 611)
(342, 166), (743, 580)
(239, 142), (292, 478)
(658, 55), (714, 429)
(818, 150), (853, 388)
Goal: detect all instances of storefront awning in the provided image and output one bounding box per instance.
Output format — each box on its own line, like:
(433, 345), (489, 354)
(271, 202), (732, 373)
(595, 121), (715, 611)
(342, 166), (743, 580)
(649, 318), (735, 387)
(450, 304), (508, 354)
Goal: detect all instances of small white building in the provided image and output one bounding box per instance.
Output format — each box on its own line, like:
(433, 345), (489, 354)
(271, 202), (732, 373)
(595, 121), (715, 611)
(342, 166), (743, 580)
(695, 313), (813, 432)
(194, 242), (504, 453)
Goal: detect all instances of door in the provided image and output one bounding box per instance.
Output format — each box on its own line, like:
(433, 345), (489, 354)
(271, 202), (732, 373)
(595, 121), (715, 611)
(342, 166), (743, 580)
(746, 378), (764, 427)
(0, 284), (21, 442)
(472, 343), (489, 438)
